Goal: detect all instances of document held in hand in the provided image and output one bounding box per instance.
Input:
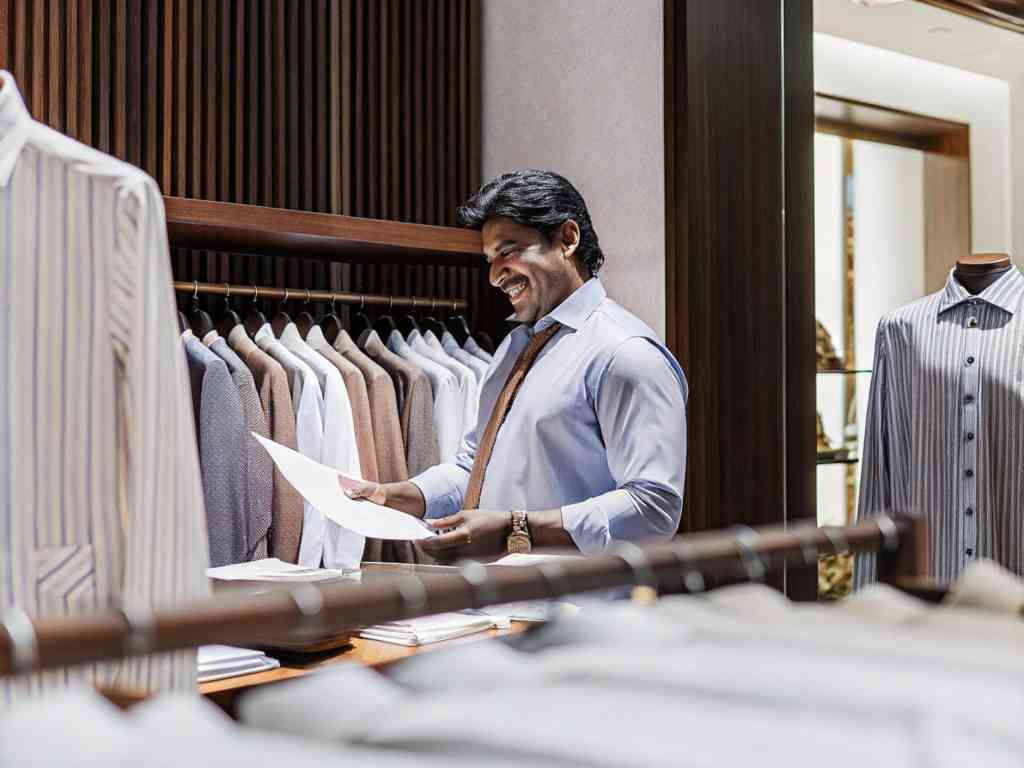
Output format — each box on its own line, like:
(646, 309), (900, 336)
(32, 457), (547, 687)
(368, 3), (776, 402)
(253, 433), (437, 541)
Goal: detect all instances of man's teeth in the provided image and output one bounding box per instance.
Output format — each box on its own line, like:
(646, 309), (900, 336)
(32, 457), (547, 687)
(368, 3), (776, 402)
(507, 282), (526, 297)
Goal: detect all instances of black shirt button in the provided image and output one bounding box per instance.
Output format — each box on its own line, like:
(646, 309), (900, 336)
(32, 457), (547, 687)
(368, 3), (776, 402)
(965, 469), (974, 478)
(966, 548), (974, 556)
(966, 432), (975, 441)
(966, 356), (975, 365)
(965, 508), (974, 517)
(965, 395), (975, 404)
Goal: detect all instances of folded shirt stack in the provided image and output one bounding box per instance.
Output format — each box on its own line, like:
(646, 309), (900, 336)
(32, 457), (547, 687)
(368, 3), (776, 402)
(359, 612), (510, 647)
(197, 645), (280, 683)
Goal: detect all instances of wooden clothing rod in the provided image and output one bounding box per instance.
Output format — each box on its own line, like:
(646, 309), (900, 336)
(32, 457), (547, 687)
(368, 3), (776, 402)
(0, 516), (927, 677)
(173, 281), (469, 312)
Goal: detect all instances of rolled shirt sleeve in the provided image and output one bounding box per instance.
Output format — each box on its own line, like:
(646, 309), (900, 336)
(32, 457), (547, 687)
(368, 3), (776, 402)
(561, 338), (688, 554)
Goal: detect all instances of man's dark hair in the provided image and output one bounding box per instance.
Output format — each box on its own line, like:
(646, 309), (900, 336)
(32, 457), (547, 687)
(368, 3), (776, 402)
(457, 169), (605, 276)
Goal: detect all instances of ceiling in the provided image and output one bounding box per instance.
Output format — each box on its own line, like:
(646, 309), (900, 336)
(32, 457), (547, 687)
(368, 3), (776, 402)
(814, 0), (1024, 81)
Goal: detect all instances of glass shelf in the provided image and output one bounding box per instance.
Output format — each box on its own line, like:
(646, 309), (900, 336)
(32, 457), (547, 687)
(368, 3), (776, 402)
(816, 455), (860, 466)
(816, 368), (872, 375)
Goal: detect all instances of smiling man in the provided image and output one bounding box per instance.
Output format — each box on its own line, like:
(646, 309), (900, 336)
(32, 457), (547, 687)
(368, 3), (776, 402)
(349, 169), (688, 559)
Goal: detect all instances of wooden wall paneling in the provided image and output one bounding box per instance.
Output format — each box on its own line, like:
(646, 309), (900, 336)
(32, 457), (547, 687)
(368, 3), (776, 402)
(0, 0), (493, 336)
(413, 0), (425, 224)
(248, 0), (260, 206)
(664, 0), (816, 596)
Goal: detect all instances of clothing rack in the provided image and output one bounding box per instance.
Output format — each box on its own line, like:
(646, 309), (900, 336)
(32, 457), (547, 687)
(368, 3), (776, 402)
(0, 515), (928, 678)
(173, 280), (469, 312)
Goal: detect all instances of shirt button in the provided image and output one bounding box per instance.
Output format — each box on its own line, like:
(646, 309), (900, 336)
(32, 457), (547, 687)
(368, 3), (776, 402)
(967, 317), (978, 328)
(966, 432), (975, 441)
(965, 394), (975, 404)
(966, 356), (975, 365)
(966, 548), (974, 556)
(965, 468), (975, 478)
(965, 507), (974, 517)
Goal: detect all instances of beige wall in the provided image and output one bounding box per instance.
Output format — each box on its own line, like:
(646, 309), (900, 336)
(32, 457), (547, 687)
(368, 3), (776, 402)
(1014, 78), (1024, 265)
(479, 0), (666, 337)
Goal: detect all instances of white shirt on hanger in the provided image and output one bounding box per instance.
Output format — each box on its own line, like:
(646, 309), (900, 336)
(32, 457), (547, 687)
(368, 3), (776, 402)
(386, 330), (463, 462)
(253, 324), (327, 568)
(440, 330), (489, 383)
(277, 323), (364, 568)
(420, 329), (479, 436)
(463, 335), (493, 364)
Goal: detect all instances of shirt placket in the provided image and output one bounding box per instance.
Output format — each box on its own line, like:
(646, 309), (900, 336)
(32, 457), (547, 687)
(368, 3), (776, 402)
(961, 302), (980, 568)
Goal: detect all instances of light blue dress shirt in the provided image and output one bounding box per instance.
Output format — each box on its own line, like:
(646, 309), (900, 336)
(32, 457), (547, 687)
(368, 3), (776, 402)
(411, 279), (688, 553)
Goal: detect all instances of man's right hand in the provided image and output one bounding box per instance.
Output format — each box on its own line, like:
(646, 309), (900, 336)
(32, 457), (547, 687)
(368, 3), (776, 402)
(342, 479), (427, 519)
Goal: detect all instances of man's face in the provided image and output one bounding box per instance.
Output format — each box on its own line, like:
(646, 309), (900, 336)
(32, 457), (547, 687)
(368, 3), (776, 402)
(482, 216), (584, 324)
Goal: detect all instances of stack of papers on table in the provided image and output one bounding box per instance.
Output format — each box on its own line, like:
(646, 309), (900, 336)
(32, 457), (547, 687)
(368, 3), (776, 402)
(206, 558), (349, 583)
(359, 611), (510, 647)
(197, 645), (280, 683)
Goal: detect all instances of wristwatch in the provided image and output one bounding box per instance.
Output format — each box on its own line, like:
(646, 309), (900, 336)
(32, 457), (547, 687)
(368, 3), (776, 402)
(506, 510), (532, 554)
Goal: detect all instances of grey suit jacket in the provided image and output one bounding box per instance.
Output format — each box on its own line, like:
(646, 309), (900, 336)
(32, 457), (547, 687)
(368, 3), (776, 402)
(228, 326), (305, 564)
(209, 336), (273, 559)
(185, 338), (249, 567)
(357, 331), (440, 476)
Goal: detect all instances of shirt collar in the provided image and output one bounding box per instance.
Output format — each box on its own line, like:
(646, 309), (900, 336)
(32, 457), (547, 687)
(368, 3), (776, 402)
(0, 72), (32, 187)
(508, 278), (607, 334)
(937, 266), (1024, 316)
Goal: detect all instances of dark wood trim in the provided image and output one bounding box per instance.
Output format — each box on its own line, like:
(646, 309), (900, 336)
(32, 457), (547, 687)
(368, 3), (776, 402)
(917, 0), (1024, 34)
(664, 0), (816, 598)
(815, 93), (970, 157)
(164, 197), (483, 265)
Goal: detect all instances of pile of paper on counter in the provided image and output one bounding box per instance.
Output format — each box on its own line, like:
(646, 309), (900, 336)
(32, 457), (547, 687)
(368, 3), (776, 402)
(206, 558), (352, 583)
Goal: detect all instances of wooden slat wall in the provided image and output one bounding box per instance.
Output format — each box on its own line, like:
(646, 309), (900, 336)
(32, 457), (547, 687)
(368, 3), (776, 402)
(0, 0), (499, 336)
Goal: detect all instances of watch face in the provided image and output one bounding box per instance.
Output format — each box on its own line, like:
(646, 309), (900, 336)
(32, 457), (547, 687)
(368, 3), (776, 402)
(507, 533), (531, 554)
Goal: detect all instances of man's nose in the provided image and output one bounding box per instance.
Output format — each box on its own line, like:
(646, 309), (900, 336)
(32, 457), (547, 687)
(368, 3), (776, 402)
(489, 260), (506, 287)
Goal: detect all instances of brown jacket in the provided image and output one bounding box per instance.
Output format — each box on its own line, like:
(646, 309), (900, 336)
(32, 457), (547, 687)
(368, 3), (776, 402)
(311, 335), (380, 484)
(355, 330), (440, 476)
(228, 326), (304, 563)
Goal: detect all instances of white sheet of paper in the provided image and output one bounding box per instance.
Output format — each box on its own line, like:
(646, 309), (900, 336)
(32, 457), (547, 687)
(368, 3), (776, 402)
(253, 434), (436, 541)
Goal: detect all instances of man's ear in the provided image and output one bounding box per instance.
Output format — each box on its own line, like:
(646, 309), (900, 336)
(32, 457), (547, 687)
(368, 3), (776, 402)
(560, 220), (581, 261)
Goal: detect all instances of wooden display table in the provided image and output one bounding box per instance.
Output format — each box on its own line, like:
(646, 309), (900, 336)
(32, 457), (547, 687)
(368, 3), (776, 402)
(201, 563), (533, 713)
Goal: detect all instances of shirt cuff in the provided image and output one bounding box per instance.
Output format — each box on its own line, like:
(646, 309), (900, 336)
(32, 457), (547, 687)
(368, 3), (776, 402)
(410, 464), (469, 520)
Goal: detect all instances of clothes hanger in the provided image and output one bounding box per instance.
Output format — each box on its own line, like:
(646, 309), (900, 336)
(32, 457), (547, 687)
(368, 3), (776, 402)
(350, 294), (372, 341)
(472, 330), (495, 354)
(215, 283), (242, 338)
(373, 295), (398, 338)
(422, 298), (446, 339)
(445, 298), (471, 345)
(271, 287), (293, 338)
(187, 281), (215, 338)
(295, 289), (316, 338)
(397, 296), (421, 337)
(321, 293), (344, 345)
(954, 253), (1012, 295)
(243, 285), (268, 337)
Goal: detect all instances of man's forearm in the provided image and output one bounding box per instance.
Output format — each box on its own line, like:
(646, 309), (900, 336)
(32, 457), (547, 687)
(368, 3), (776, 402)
(380, 481), (428, 518)
(528, 508), (577, 550)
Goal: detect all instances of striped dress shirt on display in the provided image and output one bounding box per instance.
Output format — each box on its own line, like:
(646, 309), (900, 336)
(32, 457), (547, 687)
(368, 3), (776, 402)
(857, 267), (1024, 586)
(0, 73), (210, 702)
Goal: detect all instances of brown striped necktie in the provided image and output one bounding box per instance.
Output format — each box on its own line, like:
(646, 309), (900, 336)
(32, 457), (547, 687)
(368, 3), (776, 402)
(462, 322), (563, 510)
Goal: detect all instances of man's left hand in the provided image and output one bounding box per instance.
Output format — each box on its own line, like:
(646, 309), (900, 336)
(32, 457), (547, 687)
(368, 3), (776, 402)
(420, 510), (510, 561)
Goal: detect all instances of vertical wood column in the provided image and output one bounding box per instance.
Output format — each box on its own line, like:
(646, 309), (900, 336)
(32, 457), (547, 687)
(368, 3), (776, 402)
(664, 0), (816, 598)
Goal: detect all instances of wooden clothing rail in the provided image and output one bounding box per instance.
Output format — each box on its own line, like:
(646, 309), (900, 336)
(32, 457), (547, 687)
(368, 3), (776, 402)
(174, 280), (469, 312)
(0, 515), (928, 678)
